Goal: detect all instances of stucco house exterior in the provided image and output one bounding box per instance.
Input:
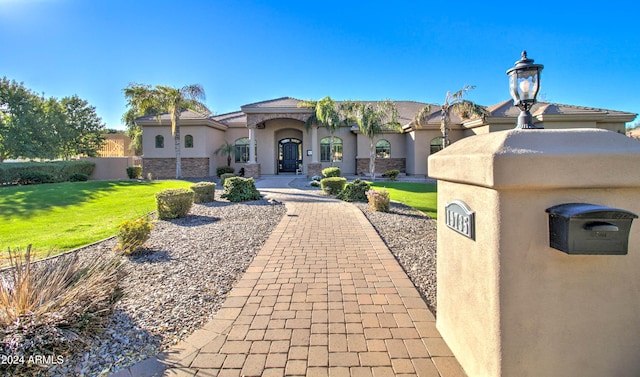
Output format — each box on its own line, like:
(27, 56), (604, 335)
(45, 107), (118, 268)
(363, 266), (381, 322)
(135, 97), (636, 179)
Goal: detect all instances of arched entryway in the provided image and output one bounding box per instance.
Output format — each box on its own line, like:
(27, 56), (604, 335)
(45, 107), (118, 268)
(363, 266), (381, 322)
(278, 138), (302, 173)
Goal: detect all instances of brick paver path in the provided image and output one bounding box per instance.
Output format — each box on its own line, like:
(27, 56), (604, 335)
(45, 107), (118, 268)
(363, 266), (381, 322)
(114, 179), (465, 377)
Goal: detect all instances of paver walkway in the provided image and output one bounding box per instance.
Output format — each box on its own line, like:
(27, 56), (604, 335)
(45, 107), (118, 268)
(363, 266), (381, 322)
(114, 176), (465, 377)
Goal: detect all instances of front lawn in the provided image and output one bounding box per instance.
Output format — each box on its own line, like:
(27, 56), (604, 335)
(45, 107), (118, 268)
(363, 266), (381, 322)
(369, 181), (437, 218)
(0, 180), (193, 262)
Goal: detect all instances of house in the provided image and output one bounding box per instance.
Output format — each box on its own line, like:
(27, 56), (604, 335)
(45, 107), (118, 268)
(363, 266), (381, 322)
(136, 97), (636, 179)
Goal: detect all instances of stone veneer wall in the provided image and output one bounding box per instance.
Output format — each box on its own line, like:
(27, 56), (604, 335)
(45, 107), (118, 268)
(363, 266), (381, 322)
(356, 158), (406, 175)
(307, 163), (322, 178)
(143, 158), (210, 179)
(243, 163), (261, 179)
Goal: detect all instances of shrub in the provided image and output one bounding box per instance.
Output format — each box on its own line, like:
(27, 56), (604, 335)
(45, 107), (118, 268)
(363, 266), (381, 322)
(17, 171), (55, 185)
(311, 175), (322, 181)
(126, 165), (143, 179)
(0, 160), (95, 185)
(0, 246), (121, 372)
(382, 169), (400, 181)
(155, 188), (194, 219)
(220, 173), (235, 187)
(216, 166), (235, 177)
(320, 177), (347, 195)
(116, 217), (154, 254)
(191, 182), (216, 203)
(337, 179), (370, 202)
(366, 188), (391, 212)
(69, 173), (89, 182)
(221, 177), (261, 202)
(322, 167), (341, 178)
(309, 180), (321, 187)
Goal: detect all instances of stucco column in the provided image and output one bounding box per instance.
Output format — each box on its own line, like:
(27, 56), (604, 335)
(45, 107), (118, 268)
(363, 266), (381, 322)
(248, 126), (256, 164)
(428, 129), (640, 377)
(310, 125), (319, 163)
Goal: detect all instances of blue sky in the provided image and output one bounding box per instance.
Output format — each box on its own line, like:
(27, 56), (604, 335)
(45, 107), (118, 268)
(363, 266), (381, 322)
(1, 0), (639, 129)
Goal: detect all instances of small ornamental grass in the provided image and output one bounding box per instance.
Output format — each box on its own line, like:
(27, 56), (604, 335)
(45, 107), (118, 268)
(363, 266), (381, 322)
(116, 217), (154, 255)
(366, 188), (391, 212)
(191, 182), (216, 203)
(155, 188), (194, 219)
(0, 246), (122, 373)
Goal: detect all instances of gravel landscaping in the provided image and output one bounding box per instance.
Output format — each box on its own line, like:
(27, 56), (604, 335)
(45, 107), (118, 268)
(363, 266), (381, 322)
(11, 179), (438, 377)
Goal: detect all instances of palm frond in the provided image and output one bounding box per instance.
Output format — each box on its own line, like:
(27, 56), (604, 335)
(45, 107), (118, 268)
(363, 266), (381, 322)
(450, 100), (489, 120)
(413, 105), (432, 128)
(450, 85), (476, 101)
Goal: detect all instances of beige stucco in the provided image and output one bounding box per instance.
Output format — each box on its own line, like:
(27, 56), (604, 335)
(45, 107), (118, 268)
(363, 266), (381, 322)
(429, 129), (640, 377)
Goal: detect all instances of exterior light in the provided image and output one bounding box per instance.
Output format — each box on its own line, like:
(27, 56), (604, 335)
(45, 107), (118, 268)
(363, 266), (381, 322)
(506, 51), (544, 129)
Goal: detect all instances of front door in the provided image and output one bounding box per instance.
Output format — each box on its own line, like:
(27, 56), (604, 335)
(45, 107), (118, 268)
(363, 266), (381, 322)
(279, 138), (301, 173)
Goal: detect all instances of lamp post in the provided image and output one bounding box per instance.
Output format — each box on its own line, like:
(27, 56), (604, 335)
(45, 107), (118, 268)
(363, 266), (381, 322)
(506, 51), (544, 129)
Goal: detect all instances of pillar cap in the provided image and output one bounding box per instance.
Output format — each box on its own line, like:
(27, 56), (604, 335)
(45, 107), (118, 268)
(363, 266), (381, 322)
(428, 129), (640, 189)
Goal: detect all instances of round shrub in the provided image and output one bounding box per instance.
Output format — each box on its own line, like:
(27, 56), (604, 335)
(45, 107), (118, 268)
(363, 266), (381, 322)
(216, 166), (235, 177)
(116, 217), (154, 254)
(69, 173), (89, 182)
(336, 179), (370, 202)
(221, 177), (261, 202)
(126, 165), (143, 179)
(320, 177), (347, 195)
(322, 167), (341, 178)
(382, 169), (400, 181)
(191, 181), (216, 203)
(311, 175), (322, 181)
(309, 180), (321, 187)
(220, 173), (235, 187)
(155, 188), (194, 219)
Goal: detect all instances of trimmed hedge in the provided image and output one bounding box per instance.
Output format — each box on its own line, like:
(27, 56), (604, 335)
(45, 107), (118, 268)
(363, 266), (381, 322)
(322, 167), (341, 178)
(191, 182), (216, 203)
(221, 177), (261, 202)
(116, 217), (154, 254)
(220, 173), (235, 187)
(216, 166), (234, 177)
(126, 165), (142, 179)
(0, 161), (95, 185)
(382, 169), (400, 181)
(155, 188), (194, 219)
(320, 177), (347, 195)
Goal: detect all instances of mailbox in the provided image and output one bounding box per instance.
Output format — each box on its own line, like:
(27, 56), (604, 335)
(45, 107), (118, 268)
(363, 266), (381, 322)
(546, 203), (637, 255)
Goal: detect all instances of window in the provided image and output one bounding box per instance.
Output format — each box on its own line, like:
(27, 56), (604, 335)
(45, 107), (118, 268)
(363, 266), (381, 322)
(185, 134), (194, 148)
(375, 140), (390, 158)
(430, 137), (445, 154)
(155, 135), (164, 148)
(234, 137), (256, 163)
(320, 137), (343, 162)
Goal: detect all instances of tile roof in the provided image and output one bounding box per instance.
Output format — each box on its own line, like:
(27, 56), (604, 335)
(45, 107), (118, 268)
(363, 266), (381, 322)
(241, 97), (304, 109)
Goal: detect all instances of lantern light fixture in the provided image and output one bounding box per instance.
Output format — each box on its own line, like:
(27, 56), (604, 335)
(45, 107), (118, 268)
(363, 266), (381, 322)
(506, 51), (544, 129)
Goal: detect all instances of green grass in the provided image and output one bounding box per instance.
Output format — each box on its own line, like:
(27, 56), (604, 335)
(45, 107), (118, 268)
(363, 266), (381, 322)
(369, 181), (438, 218)
(0, 180), (193, 261)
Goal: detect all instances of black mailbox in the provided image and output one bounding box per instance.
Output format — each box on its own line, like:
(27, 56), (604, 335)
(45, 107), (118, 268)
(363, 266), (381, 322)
(546, 203), (638, 255)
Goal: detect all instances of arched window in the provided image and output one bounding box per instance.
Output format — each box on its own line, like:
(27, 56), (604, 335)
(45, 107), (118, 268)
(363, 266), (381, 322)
(430, 137), (445, 154)
(375, 139), (390, 159)
(185, 134), (194, 148)
(155, 135), (164, 148)
(320, 136), (343, 162)
(235, 137), (256, 163)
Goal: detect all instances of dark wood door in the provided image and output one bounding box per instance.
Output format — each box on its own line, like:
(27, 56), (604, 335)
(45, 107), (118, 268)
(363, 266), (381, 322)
(281, 142), (299, 172)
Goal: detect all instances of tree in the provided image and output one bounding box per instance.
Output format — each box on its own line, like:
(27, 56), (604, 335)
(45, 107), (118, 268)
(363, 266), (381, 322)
(215, 141), (235, 167)
(123, 83), (211, 178)
(299, 96), (354, 166)
(351, 100), (400, 180)
(414, 85), (488, 149)
(56, 95), (105, 159)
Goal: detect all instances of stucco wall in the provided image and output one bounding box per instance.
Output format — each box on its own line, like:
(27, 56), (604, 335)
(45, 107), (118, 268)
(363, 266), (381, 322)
(315, 126), (357, 175)
(429, 129), (640, 377)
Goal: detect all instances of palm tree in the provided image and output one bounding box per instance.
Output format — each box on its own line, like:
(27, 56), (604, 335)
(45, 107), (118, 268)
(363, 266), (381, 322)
(123, 83), (211, 178)
(351, 100), (400, 180)
(215, 141), (235, 167)
(414, 85), (488, 149)
(299, 96), (344, 166)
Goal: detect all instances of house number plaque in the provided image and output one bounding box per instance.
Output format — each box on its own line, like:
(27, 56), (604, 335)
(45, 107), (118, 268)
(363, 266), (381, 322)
(445, 200), (475, 240)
